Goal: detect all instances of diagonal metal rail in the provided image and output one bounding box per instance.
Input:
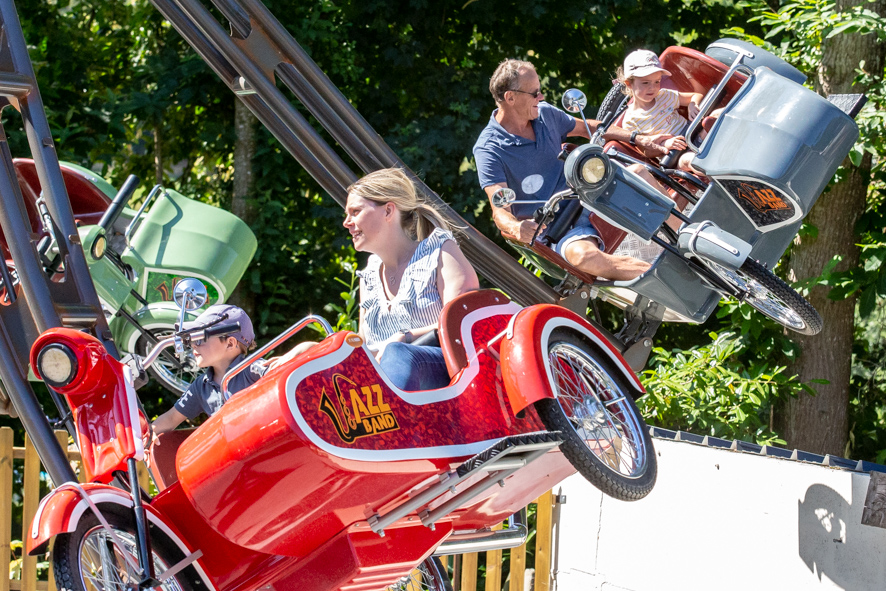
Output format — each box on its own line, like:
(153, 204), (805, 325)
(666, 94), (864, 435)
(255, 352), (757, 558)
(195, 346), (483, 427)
(149, 0), (559, 307)
(0, 0), (129, 484)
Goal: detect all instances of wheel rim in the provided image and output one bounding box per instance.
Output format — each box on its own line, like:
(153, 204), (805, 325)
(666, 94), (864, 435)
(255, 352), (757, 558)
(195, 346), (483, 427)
(141, 329), (200, 394)
(549, 342), (648, 479)
(385, 559), (448, 591)
(709, 263), (807, 330)
(78, 526), (183, 591)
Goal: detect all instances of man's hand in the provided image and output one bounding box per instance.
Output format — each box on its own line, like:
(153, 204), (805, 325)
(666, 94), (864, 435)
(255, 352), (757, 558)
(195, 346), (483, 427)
(514, 219), (541, 244)
(662, 135), (687, 151)
(635, 133), (673, 158)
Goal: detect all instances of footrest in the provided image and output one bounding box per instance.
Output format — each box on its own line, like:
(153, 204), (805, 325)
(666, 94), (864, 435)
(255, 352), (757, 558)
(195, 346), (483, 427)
(827, 93), (867, 118)
(455, 431), (565, 478)
(367, 432), (564, 536)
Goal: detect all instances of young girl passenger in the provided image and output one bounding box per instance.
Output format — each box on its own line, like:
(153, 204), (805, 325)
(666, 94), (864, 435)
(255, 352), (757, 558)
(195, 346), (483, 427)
(618, 49), (717, 174)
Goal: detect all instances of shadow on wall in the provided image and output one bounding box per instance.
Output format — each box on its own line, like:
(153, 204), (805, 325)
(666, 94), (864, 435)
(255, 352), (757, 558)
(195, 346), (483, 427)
(798, 477), (886, 588)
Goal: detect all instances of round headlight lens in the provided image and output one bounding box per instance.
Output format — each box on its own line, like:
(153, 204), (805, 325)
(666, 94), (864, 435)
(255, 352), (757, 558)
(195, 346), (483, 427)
(581, 156), (607, 185)
(91, 235), (107, 260)
(37, 344), (78, 388)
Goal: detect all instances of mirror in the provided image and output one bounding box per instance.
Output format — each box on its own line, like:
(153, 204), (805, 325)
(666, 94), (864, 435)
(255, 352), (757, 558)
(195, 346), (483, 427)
(491, 187), (517, 208)
(173, 278), (208, 311)
(562, 89), (588, 114)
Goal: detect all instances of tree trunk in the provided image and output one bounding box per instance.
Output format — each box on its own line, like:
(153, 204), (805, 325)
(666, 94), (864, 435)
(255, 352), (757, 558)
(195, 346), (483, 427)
(781, 0), (886, 456)
(153, 120), (163, 185)
(228, 99), (259, 319)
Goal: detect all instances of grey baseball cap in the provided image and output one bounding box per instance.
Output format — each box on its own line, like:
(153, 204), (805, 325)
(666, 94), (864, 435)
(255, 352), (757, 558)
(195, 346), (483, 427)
(183, 304), (255, 348)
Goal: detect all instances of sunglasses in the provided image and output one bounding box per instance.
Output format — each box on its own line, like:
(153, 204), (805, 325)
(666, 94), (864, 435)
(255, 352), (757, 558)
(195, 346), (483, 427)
(511, 89), (542, 99)
(192, 335), (230, 347)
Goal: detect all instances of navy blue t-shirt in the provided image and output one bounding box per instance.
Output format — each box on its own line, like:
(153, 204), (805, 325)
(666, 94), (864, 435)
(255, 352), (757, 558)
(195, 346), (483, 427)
(175, 354), (267, 420)
(473, 102), (577, 205)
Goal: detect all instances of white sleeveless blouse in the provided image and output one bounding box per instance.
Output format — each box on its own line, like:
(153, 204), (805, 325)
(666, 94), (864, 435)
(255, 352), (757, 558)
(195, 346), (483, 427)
(358, 228), (454, 349)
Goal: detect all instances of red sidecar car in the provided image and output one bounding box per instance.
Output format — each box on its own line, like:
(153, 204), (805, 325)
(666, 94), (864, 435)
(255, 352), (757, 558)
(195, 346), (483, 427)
(27, 289), (654, 591)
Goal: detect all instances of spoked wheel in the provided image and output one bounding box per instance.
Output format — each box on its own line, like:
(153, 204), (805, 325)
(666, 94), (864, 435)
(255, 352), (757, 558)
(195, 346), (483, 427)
(53, 507), (199, 591)
(136, 327), (200, 395)
(536, 330), (656, 501)
(385, 556), (452, 591)
(706, 258), (822, 335)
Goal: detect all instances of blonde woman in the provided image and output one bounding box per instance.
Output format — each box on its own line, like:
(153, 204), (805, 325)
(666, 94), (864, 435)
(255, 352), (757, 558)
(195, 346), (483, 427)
(343, 168), (479, 391)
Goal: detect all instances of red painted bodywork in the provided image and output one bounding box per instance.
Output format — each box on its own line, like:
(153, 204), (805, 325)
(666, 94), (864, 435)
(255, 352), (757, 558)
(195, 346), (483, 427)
(30, 328), (139, 483)
(29, 293), (636, 591)
(501, 305), (644, 414)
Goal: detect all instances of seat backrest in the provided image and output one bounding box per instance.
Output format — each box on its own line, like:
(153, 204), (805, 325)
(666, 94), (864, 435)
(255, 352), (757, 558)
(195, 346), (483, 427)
(146, 429), (196, 491)
(438, 290), (521, 377)
(659, 45), (746, 104)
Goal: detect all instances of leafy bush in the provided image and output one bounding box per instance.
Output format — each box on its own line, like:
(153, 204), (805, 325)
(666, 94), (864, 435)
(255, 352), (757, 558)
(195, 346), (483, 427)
(638, 332), (816, 445)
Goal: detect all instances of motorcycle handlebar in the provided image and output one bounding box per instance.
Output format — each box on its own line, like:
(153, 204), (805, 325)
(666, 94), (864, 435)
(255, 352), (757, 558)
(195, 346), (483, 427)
(98, 174), (140, 232)
(203, 322), (241, 339)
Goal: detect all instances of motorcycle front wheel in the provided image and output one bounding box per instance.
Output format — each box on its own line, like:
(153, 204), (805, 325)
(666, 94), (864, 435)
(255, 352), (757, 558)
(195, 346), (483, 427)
(136, 327), (201, 395)
(53, 506), (200, 591)
(706, 258), (822, 335)
(535, 329), (656, 501)
(385, 556), (452, 591)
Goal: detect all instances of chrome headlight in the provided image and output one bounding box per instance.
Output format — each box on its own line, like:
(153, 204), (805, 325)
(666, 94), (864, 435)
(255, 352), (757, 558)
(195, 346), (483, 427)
(581, 155), (608, 185)
(36, 344), (78, 388)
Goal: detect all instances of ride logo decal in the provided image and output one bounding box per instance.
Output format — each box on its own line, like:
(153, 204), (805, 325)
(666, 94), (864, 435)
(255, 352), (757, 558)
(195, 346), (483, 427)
(718, 178), (798, 228)
(318, 373), (400, 444)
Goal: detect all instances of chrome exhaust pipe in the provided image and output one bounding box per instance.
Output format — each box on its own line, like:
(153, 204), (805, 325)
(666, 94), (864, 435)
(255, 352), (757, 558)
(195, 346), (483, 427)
(433, 509), (527, 556)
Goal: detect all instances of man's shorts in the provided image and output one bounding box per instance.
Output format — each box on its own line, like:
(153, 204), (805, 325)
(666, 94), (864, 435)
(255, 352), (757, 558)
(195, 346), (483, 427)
(554, 221), (604, 258)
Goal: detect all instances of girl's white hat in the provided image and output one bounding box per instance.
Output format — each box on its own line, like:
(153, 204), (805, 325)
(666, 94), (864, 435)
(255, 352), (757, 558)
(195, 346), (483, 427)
(624, 50), (672, 78)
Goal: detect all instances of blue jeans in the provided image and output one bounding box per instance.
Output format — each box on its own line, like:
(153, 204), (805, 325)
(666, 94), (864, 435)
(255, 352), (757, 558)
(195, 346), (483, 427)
(380, 343), (450, 391)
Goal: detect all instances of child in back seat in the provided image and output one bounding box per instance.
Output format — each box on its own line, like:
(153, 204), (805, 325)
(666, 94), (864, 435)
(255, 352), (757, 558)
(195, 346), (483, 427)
(617, 49), (721, 174)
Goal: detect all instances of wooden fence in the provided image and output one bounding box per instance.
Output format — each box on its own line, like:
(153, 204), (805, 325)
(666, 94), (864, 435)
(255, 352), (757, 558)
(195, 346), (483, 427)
(0, 426), (560, 591)
(440, 488), (559, 591)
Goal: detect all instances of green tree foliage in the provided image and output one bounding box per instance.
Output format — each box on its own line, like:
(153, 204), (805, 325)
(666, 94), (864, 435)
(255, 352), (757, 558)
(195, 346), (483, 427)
(639, 332), (812, 444)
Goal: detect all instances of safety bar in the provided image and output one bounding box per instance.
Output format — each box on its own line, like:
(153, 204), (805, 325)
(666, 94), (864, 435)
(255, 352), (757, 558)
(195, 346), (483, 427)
(685, 53), (753, 152)
(124, 184), (165, 243)
(221, 314), (334, 398)
(434, 509), (528, 556)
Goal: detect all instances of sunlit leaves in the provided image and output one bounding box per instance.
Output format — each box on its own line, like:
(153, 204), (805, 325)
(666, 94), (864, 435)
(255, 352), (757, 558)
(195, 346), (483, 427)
(639, 332), (808, 445)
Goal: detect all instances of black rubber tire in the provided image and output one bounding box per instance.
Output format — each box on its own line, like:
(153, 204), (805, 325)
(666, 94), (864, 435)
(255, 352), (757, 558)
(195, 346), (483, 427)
(535, 329), (657, 501)
(708, 258), (823, 335)
(596, 83), (628, 128)
(385, 556), (452, 591)
(136, 327), (200, 395)
(53, 504), (203, 591)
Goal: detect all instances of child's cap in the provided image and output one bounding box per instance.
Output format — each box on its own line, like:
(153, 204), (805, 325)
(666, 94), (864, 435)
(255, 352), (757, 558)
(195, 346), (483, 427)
(624, 50), (672, 78)
(184, 304), (255, 348)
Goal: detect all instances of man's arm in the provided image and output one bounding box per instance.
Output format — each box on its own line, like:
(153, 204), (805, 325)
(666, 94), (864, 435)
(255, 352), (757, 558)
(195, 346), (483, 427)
(567, 114), (671, 158)
(603, 126), (671, 157)
(484, 184), (539, 244)
(566, 118), (595, 139)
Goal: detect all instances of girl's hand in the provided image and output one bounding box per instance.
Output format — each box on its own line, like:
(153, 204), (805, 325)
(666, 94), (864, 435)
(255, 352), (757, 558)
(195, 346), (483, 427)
(688, 101), (701, 120)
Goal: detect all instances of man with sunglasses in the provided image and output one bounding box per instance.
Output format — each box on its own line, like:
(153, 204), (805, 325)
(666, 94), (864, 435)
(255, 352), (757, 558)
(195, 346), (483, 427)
(473, 59), (670, 280)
